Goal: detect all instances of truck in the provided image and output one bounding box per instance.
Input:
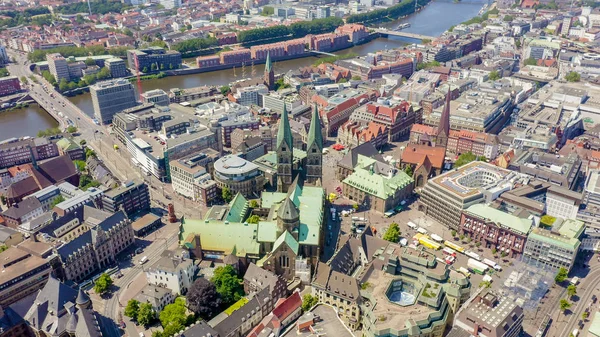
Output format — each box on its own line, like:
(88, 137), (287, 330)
(417, 227), (428, 234)
(483, 258), (502, 271)
(407, 221), (418, 230)
(430, 233), (443, 243)
(444, 240), (465, 253)
(467, 258), (489, 275)
(443, 247), (457, 256)
(458, 267), (471, 277)
(465, 250), (481, 261)
(418, 237), (441, 250)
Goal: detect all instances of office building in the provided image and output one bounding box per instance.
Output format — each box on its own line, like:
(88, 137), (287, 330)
(102, 180), (150, 217)
(420, 162), (522, 229)
(170, 153), (214, 200)
(545, 186), (582, 220)
(0, 137), (58, 169)
(46, 53), (70, 82)
(0, 76), (21, 97)
(213, 155), (264, 198)
(146, 249), (196, 295)
(90, 79), (138, 125)
(460, 204), (533, 257)
(452, 290), (524, 337)
(0, 245), (52, 307)
(522, 218), (584, 272)
(141, 89), (170, 106)
(127, 47), (182, 71)
(55, 206), (134, 282)
(105, 57), (128, 78)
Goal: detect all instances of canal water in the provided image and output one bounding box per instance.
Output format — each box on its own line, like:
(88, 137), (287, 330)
(0, 104), (59, 140)
(0, 0), (488, 136)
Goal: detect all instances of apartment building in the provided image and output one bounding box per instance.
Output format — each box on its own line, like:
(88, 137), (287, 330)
(0, 137), (58, 169)
(105, 57), (128, 78)
(0, 76), (21, 97)
(0, 245), (52, 307)
(127, 47), (182, 71)
(170, 155), (212, 200)
(141, 89), (170, 106)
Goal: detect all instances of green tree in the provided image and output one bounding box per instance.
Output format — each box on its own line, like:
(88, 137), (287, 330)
(74, 160), (86, 172)
(515, 39), (521, 49)
(220, 85), (230, 96)
(491, 247), (497, 255)
(451, 229), (457, 237)
(489, 70), (501, 81)
(559, 299), (571, 313)
(352, 204), (359, 210)
(403, 165), (413, 176)
(459, 234), (465, 240)
(524, 57), (537, 66)
(93, 273), (113, 294)
(302, 294), (318, 311)
(555, 267), (568, 283)
(454, 152), (486, 168)
(567, 284), (577, 298)
(159, 297), (186, 331)
(0, 245), (8, 253)
(249, 200), (259, 208)
(59, 78), (69, 92)
(565, 71), (580, 82)
(421, 38), (432, 44)
(124, 299), (140, 321)
(84, 58), (96, 66)
(137, 302), (155, 327)
(221, 186), (233, 203)
(211, 265), (244, 304)
(479, 280), (492, 288)
(247, 215), (260, 224)
(503, 14), (514, 21)
(262, 5), (274, 15)
(383, 223), (401, 242)
(583, 311), (590, 320)
(417, 60), (441, 71)
(20, 76), (27, 84)
(142, 66), (148, 73)
(540, 215), (556, 227)
(0, 68), (9, 77)
(85, 148), (97, 159)
(66, 125), (77, 133)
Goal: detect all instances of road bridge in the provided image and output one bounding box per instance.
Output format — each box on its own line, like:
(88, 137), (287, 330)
(375, 29), (436, 41)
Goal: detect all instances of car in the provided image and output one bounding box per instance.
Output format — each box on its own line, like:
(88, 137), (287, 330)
(135, 248), (143, 255)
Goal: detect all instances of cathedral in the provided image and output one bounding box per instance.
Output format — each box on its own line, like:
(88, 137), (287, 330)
(276, 102), (324, 192)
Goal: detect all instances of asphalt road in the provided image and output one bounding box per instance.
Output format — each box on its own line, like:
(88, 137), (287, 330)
(555, 265), (600, 337)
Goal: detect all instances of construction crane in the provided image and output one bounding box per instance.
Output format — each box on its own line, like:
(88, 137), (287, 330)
(133, 52), (143, 101)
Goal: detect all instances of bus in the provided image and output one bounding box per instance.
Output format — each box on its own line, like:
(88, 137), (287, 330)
(444, 240), (465, 253)
(419, 237), (441, 250)
(465, 250), (482, 261)
(443, 247), (457, 256)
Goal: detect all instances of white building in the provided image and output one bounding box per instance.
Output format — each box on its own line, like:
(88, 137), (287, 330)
(545, 186), (581, 220)
(134, 284), (175, 317)
(159, 0), (181, 9)
(145, 249), (196, 295)
(234, 85), (268, 106)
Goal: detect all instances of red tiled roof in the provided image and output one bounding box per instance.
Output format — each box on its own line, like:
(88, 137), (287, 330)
(410, 123), (436, 135)
(401, 144), (445, 169)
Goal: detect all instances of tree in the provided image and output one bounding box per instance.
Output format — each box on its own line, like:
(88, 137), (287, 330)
(515, 39), (521, 49)
(489, 70), (501, 81)
(555, 267), (568, 283)
(0, 196), (5, 205)
(220, 85), (230, 96)
(451, 229), (457, 237)
(403, 165), (413, 176)
(421, 38), (432, 44)
(559, 299), (571, 313)
(50, 195), (65, 208)
(352, 204), (359, 210)
(142, 66), (148, 73)
(186, 278), (222, 319)
(249, 200), (259, 208)
(247, 215), (260, 224)
(159, 297), (186, 332)
(459, 234), (465, 240)
(124, 299), (140, 321)
(262, 5), (274, 15)
(540, 215), (556, 227)
(567, 284), (577, 298)
(503, 14), (514, 22)
(85, 148), (97, 159)
(302, 294), (318, 311)
(454, 152), (486, 168)
(137, 302), (155, 327)
(85, 58), (96, 66)
(0, 245), (7, 253)
(74, 160), (86, 172)
(383, 223), (401, 243)
(583, 311), (590, 320)
(565, 71), (581, 82)
(351, 75), (362, 80)
(491, 247), (497, 255)
(93, 273), (113, 294)
(211, 265), (244, 304)
(479, 280), (492, 288)
(20, 76), (27, 84)
(221, 186), (233, 203)
(66, 125), (77, 133)
(524, 57), (537, 66)
(59, 78), (69, 92)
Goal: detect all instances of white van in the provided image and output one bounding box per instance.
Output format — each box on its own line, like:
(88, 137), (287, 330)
(417, 227), (427, 234)
(407, 221), (418, 230)
(139, 256), (148, 265)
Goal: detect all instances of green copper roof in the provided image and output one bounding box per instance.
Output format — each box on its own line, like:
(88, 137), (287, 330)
(257, 221), (278, 242)
(56, 138), (80, 152)
(528, 227), (580, 251)
(276, 104), (293, 150)
(343, 155), (413, 202)
(273, 231), (299, 255)
(265, 51), (272, 73)
(180, 218), (260, 257)
(589, 312), (600, 337)
(307, 103), (323, 152)
(226, 193), (249, 223)
(465, 204), (533, 235)
(556, 219), (585, 239)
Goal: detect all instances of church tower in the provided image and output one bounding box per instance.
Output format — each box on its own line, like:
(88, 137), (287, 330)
(264, 52), (275, 90)
(305, 103), (323, 185)
(276, 104), (294, 192)
(436, 88), (451, 148)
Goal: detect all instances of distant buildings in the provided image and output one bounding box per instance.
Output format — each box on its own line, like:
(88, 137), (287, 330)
(46, 53), (70, 82)
(127, 47), (182, 71)
(0, 76), (20, 97)
(90, 79), (138, 125)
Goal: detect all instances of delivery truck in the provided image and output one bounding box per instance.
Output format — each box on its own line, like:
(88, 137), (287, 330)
(467, 258), (489, 275)
(483, 258), (502, 271)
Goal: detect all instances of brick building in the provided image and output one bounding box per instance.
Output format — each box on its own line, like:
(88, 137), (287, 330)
(0, 76), (20, 97)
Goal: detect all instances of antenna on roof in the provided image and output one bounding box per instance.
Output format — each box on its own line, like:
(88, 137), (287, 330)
(87, 0), (92, 16)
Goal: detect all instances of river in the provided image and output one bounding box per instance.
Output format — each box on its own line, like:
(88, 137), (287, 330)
(0, 104), (59, 139)
(0, 0), (488, 135)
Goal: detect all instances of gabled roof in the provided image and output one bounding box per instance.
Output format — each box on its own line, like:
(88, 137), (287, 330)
(273, 231), (299, 255)
(226, 193), (248, 223)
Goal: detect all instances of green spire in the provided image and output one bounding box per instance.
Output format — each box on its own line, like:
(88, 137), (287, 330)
(265, 52), (272, 73)
(277, 104), (293, 150)
(307, 103), (323, 151)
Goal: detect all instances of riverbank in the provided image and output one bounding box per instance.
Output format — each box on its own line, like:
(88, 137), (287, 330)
(0, 103), (59, 139)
